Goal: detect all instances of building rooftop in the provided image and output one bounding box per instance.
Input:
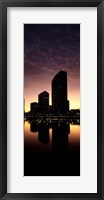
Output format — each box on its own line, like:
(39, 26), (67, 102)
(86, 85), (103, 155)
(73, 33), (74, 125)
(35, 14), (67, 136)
(52, 70), (67, 82)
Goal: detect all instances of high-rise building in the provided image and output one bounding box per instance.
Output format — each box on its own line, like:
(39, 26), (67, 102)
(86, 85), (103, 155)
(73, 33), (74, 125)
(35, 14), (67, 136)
(67, 100), (70, 112)
(52, 70), (68, 114)
(38, 91), (49, 114)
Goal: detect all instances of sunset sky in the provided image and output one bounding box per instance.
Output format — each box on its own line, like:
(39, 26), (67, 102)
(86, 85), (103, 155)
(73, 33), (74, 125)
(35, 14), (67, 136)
(24, 24), (80, 112)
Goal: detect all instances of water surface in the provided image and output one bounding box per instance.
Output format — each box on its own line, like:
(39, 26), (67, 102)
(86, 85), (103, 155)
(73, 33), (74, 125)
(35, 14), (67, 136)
(24, 120), (80, 176)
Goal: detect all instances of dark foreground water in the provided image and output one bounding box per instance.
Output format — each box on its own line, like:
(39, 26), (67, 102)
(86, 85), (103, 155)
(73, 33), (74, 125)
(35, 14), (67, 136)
(24, 119), (80, 176)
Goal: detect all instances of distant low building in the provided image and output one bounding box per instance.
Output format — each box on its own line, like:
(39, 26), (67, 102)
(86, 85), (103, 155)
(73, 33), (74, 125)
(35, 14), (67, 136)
(30, 102), (39, 115)
(49, 105), (52, 114)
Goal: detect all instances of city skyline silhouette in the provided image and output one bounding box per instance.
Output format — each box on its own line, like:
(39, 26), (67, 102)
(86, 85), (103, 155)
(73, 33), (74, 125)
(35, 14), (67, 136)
(24, 70), (80, 115)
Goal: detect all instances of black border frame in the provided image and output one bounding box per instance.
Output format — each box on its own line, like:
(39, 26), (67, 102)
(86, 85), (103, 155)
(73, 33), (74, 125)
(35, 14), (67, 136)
(0, 0), (104, 199)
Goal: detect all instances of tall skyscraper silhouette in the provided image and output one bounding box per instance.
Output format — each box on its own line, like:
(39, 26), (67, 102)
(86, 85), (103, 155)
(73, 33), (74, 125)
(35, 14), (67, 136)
(52, 70), (68, 114)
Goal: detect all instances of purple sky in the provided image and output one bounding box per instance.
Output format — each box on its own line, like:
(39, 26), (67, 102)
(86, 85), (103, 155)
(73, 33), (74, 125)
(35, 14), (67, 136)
(24, 24), (80, 112)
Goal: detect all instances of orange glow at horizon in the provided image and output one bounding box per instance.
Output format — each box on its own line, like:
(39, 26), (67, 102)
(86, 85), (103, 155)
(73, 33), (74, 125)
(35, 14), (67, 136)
(24, 90), (80, 112)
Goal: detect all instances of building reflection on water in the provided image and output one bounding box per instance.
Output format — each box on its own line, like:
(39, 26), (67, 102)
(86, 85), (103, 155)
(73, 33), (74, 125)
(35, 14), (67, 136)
(38, 124), (49, 144)
(24, 119), (80, 176)
(52, 122), (69, 155)
(29, 120), (70, 153)
(26, 119), (79, 151)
